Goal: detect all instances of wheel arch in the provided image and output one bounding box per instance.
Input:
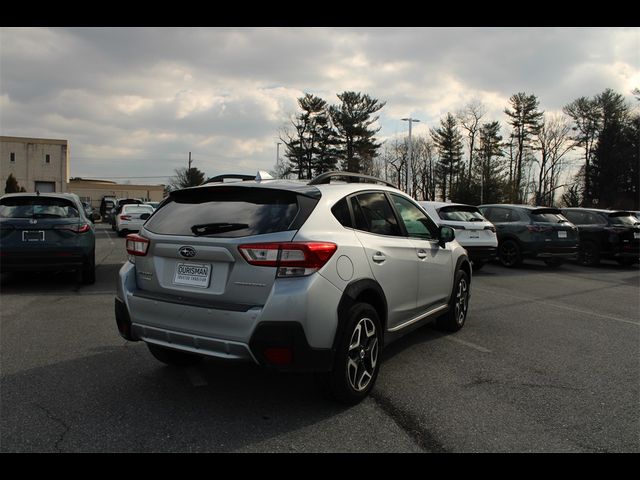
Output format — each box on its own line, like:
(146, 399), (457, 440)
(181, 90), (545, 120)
(335, 278), (388, 350)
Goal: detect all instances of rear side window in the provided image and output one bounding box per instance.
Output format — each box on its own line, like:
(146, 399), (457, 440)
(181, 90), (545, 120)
(144, 187), (310, 238)
(331, 198), (353, 228)
(0, 197), (79, 219)
(485, 207), (519, 223)
(350, 192), (401, 236)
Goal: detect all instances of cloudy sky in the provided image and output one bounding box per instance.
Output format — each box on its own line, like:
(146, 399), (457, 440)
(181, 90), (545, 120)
(1, 27), (638, 185)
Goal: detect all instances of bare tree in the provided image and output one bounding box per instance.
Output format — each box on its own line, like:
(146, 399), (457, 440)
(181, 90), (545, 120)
(533, 114), (576, 206)
(456, 99), (486, 185)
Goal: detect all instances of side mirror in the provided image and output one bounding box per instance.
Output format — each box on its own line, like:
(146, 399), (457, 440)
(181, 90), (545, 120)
(438, 226), (455, 248)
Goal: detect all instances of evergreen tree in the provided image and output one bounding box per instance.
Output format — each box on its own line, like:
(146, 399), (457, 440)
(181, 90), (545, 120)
(329, 91), (386, 173)
(474, 121), (507, 204)
(168, 166), (206, 190)
(5, 173), (20, 193)
(504, 92), (544, 203)
(431, 113), (464, 201)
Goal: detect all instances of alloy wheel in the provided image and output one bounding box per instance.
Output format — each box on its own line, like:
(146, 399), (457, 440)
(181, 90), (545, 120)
(347, 317), (379, 392)
(454, 277), (469, 326)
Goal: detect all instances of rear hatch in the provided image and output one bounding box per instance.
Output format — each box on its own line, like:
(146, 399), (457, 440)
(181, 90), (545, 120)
(133, 184), (319, 309)
(0, 196), (88, 251)
(436, 204), (496, 245)
(607, 211), (640, 252)
(529, 208), (578, 246)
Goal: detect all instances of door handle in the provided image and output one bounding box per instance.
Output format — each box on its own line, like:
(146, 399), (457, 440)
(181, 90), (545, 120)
(372, 252), (386, 263)
(417, 249), (427, 259)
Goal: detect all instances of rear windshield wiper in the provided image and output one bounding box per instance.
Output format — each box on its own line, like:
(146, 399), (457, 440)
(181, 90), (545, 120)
(191, 222), (249, 236)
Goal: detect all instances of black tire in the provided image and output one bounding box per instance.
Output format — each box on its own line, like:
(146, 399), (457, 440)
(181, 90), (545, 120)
(499, 240), (522, 268)
(79, 251), (96, 285)
(147, 343), (203, 367)
(617, 258), (638, 267)
(579, 241), (600, 267)
(436, 269), (470, 332)
(325, 303), (382, 405)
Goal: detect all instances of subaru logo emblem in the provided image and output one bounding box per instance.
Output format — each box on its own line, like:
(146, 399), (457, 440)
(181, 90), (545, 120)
(179, 246), (196, 258)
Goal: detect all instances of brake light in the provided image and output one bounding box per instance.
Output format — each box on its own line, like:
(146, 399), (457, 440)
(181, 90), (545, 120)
(126, 233), (150, 256)
(238, 242), (337, 277)
(484, 225), (496, 233)
(120, 215), (132, 221)
(53, 223), (91, 233)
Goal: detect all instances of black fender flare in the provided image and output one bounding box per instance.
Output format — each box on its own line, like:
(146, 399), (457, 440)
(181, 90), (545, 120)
(334, 278), (388, 350)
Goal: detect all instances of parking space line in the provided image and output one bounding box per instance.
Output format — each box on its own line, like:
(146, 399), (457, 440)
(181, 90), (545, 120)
(443, 336), (492, 353)
(475, 286), (640, 326)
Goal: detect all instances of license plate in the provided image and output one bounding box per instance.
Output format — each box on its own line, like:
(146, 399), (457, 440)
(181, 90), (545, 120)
(174, 263), (211, 288)
(558, 231), (567, 238)
(22, 230), (45, 242)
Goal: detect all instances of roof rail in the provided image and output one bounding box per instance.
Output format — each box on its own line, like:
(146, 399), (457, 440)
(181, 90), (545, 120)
(308, 171), (396, 188)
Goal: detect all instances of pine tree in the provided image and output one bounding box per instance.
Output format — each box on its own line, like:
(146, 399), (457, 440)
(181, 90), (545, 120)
(431, 113), (464, 201)
(4, 173), (20, 193)
(504, 92), (544, 203)
(329, 91), (386, 173)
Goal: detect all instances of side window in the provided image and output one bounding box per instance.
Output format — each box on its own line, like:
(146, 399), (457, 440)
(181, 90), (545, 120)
(331, 198), (353, 228)
(563, 210), (584, 225)
(587, 212), (607, 225)
(391, 194), (437, 240)
(486, 207), (514, 223)
(351, 192), (401, 237)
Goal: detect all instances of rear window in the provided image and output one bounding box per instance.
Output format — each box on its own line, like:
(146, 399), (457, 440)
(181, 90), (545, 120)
(144, 187), (306, 237)
(609, 213), (640, 226)
(0, 196), (79, 219)
(530, 209), (568, 223)
(123, 205), (154, 214)
(438, 205), (485, 222)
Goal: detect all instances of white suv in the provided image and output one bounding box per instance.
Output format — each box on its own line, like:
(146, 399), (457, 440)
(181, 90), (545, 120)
(115, 172), (472, 403)
(420, 201), (497, 270)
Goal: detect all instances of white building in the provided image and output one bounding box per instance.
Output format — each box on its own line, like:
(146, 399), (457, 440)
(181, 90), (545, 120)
(1, 136), (69, 193)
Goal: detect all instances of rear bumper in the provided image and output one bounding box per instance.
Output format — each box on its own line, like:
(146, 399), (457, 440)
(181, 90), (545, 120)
(525, 244), (579, 260)
(464, 246), (497, 263)
(115, 262), (339, 372)
(0, 250), (86, 272)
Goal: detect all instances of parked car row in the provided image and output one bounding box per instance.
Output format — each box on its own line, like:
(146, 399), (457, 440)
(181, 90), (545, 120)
(420, 201), (639, 269)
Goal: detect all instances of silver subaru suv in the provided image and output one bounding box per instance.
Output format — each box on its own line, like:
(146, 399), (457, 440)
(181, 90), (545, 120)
(115, 172), (471, 403)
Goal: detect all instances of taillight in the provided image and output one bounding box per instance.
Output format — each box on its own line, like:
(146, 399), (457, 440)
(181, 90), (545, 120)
(53, 223), (91, 233)
(484, 225), (496, 233)
(126, 233), (150, 256)
(120, 215), (132, 221)
(238, 242), (337, 277)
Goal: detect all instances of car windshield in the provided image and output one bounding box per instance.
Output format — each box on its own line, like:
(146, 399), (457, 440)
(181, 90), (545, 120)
(0, 197), (79, 219)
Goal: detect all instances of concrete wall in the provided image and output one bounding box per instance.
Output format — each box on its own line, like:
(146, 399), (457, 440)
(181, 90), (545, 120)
(1, 136), (69, 193)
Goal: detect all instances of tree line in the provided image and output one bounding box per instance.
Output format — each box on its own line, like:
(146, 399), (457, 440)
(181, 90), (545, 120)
(276, 88), (639, 210)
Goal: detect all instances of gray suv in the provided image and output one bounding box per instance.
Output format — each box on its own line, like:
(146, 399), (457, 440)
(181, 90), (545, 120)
(115, 172), (471, 403)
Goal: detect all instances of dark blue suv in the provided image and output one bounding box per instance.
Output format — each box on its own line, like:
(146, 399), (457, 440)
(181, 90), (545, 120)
(478, 204), (579, 268)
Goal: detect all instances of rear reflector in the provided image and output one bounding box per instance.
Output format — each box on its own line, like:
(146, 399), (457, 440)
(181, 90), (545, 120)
(263, 347), (293, 365)
(126, 233), (150, 256)
(238, 242), (337, 277)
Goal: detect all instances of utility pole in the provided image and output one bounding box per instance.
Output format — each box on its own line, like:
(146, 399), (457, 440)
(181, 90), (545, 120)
(188, 151), (192, 171)
(401, 117), (420, 197)
(276, 142), (282, 178)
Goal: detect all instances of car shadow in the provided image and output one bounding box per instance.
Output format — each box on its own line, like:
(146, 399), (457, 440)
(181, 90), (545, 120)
(0, 345), (366, 453)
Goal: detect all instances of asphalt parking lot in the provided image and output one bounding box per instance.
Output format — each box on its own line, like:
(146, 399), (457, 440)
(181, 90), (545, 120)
(1, 223), (639, 453)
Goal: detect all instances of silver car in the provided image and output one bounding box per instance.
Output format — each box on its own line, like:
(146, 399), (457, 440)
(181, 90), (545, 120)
(115, 172), (471, 403)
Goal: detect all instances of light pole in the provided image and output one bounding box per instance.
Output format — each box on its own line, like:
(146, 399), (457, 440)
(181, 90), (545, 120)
(401, 117), (420, 197)
(276, 142), (282, 177)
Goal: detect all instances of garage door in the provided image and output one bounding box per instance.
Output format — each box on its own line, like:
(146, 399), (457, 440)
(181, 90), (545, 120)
(35, 181), (56, 193)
